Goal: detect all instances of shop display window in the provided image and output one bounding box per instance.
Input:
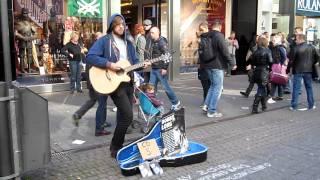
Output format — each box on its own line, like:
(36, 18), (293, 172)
(180, 0), (226, 72)
(13, 0), (105, 85)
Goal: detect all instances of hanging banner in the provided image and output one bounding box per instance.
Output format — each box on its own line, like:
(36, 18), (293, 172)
(68, 0), (102, 18)
(296, 0), (320, 17)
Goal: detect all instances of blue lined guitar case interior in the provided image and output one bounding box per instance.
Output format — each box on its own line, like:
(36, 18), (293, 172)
(116, 109), (208, 176)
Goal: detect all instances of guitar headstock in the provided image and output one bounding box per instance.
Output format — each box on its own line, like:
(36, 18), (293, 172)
(160, 53), (173, 63)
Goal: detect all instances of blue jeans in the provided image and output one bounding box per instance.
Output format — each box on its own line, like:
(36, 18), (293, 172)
(284, 78), (292, 93)
(69, 61), (81, 91)
(271, 83), (283, 97)
(291, 73), (314, 109)
(96, 95), (108, 131)
(150, 69), (179, 105)
(204, 69), (224, 113)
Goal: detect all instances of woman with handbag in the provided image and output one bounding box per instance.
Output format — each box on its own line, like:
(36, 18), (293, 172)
(250, 36), (273, 114)
(269, 34), (287, 101)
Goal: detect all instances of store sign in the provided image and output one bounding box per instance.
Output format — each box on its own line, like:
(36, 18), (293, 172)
(296, 0), (320, 16)
(68, 0), (102, 18)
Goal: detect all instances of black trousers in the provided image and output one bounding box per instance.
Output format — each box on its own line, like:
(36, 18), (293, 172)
(74, 88), (97, 118)
(110, 82), (134, 149)
(200, 79), (211, 102)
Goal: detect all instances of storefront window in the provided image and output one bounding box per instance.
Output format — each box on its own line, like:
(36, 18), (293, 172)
(13, 0), (106, 85)
(294, 0), (320, 48)
(180, 0), (226, 73)
(121, 0), (167, 37)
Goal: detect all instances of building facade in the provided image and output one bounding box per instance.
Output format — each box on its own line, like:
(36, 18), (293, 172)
(2, 0), (257, 92)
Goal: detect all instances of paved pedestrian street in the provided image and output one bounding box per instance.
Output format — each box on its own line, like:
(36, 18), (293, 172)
(22, 74), (320, 180)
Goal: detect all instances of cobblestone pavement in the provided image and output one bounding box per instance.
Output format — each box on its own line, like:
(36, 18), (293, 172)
(22, 74), (320, 179)
(22, 105), (320, 180)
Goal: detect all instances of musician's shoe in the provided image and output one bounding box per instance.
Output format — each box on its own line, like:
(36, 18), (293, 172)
(70, 90), (75, 94)
(95, 130), (111, 136)
(77, 90), (83, 93)
(110, 145), (122, 158)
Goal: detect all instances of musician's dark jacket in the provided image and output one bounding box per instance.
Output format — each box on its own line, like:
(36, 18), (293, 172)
(86, 14), (139, 70)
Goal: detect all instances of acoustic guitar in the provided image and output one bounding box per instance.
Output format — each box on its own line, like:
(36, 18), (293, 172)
(89, 53), (172, 94)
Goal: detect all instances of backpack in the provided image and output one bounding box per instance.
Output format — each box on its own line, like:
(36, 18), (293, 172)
(198, 35), (216, 63)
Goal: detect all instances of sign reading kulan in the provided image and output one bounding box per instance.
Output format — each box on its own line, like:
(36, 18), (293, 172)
(296, 0), (320, 16)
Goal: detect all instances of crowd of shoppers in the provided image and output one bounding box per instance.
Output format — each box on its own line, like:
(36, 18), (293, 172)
(69, 11), (319, 159)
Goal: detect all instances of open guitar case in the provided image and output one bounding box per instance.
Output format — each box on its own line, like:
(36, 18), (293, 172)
(116, 108), (208, 176)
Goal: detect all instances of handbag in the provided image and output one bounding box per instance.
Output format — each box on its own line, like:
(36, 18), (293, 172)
(270, 63), (288, 85)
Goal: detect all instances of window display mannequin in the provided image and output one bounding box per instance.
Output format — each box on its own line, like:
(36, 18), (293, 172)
(15, 8), (38, 73)
(41, 43), (54, 74)
(44, 8), (64, 69)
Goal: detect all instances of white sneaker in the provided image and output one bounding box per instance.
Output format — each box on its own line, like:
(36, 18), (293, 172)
(207, 112), (223, 118)
(171, 101), (181, 111)
(289, 107), (296, 111)
(202, 105), (208, 112)
(267, 98), (276, 104)
(309, 106), (316, 110)
(112, 107), (117, 112)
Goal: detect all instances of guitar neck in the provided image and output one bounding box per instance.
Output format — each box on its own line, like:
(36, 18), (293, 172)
(124, 57), (162, 72)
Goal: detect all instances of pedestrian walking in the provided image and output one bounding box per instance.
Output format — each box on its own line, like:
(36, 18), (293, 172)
(201, 20), (236, 118)
(288, 31), (319, 111)
(61, 32), (85, 94)
(240, 34), (258, 98)
(269, 34), (287, 101)
(250, 36), (273, 114)
(196, 22), (211, 108)
(143, 19), (153, 83)
(149, 26), (181, 111)
(133, 24), (146, 63)
(226, 31), (239, 76)
(72, 32), (112, 131)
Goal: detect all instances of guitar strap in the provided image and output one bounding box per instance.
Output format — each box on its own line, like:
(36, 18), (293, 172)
(111, 39), (120, 62)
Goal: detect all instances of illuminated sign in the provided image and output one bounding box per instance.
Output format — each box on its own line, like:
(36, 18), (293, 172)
(296, 0), (320, 16)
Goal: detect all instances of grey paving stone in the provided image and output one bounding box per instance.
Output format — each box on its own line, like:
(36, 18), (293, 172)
(21, 75), (320, 179)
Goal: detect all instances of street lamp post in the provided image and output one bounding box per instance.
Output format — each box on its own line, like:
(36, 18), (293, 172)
(0, 1), (21, 179)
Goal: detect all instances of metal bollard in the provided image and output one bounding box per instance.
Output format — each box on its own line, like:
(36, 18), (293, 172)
(0, 82), (14, 179)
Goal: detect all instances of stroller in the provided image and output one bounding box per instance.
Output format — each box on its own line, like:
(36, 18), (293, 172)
(133, 72), (163, 133)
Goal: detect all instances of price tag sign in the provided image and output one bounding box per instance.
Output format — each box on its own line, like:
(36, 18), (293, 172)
(137, 139), (161, 160)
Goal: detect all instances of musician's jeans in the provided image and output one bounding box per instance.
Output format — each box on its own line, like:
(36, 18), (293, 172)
(96, 94), (108, 132)
(150, 69), (179, 105)
(110, 82), (134, 149)
(291, 73), (314, 109)
(204, 69), (224, 113)
(69, 61), (82, 91)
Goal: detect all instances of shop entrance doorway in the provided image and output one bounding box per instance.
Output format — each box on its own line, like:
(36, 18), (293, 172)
(121, 0), (168, 39)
